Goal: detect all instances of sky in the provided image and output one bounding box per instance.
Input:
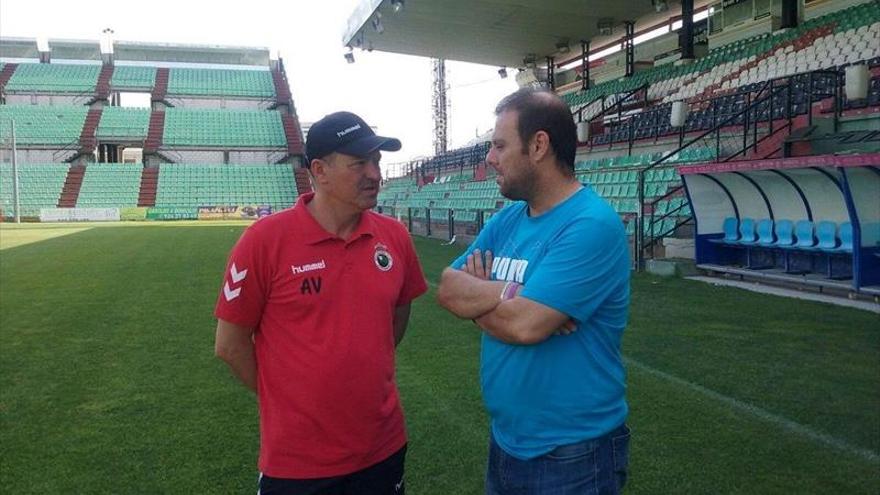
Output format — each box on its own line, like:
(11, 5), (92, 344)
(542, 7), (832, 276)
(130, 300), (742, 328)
(0, 0), (518, 171)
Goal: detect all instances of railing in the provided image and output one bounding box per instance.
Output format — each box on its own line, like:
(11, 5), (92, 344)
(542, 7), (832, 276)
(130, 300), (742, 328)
(634, 67), (845, 269)
(634, 82), (790, 268)
(571, 84), (648, 125)
(156, 148), (183, 163)
(97, 126), (149, 141)
(258, 94), (278, 111)
(52, 138), (82, 161)
(644, 184), (690, 260)
(376, 205), (495, 242)
(269, 148), (291, 164)
(414, 142), (491, 179)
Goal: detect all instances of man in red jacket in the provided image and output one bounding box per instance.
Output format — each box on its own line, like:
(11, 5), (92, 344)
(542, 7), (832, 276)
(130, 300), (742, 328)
(214, 111), (427, 495)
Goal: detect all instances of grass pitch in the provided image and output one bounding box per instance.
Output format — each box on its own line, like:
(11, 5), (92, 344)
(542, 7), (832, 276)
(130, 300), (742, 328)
(1, 222), (877, 494)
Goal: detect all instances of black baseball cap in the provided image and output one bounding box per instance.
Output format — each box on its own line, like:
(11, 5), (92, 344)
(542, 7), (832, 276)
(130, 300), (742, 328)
(305, 111), (401, 164)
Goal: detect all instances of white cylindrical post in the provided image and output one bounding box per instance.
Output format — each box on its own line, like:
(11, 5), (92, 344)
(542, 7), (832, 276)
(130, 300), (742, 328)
(670, 101), (689, 127)
(845, 64), (869, 100)
(11, 121), (21, 224)
(576, 121), (590, 142)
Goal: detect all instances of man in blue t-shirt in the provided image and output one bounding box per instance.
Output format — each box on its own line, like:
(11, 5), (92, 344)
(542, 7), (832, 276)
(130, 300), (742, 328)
(437, 88), (631, 495)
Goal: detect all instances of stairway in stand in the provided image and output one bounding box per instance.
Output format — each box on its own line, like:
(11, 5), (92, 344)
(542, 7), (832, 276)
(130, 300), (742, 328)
(137, 167), (159, 207)
(152, 67), (170, 102)
(78, 108), (103, 156)
(271, 67), (292, 107)
(0, 63), (18, 93)
(144, 111), (165, 154)
(95, 64), (115, 101)
(281, 113), (304, 157)
(57, 165), (86, 208)
(294, 167), (312, 195)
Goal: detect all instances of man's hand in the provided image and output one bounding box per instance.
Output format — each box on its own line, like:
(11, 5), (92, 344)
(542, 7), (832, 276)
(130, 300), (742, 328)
(463, 249), (578, 338)
(463, 249), (493, 280)
(555, 318), (578, 336)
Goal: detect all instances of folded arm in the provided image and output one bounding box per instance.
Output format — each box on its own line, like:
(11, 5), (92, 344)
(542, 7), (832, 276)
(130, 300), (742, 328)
(436, 267), (506, 319)
(474, 296), (571, 345)
(437, 248), (574, 345)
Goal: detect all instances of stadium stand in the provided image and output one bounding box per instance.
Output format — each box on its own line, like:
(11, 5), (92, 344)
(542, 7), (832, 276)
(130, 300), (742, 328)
(0, 105), (88, 145)
(162, 108), (286, 148)
(0, 38), (306, 218)
(167, 67), (275, 98)
(4, 63), (100, 93)
(111, 65), (157, 91)
(96, 107), (151, 141)
(74, 163), (143, 208)
(568, 2), (880, 148)
(0, 163), (70, 216)
(1, 2), (875, 294)
(355, 0), (880, 294)
(154, 164), (297, 212)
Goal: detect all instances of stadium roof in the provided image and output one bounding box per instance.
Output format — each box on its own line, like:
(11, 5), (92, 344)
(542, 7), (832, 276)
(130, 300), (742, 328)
(0, 37), (271, 66)
(343, 0), (710, 68)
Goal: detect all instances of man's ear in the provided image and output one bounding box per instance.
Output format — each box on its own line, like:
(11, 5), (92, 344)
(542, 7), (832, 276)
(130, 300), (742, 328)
(530, 130), (551, 162)
(309, 158), (328, 184)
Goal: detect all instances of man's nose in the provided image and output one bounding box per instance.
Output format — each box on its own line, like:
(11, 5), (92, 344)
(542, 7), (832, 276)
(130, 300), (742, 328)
(365, 159), (382, 180)
(486, 148), (498, 168)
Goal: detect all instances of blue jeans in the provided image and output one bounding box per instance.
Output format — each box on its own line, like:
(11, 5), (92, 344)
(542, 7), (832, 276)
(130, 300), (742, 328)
(485, 424), (630, 495)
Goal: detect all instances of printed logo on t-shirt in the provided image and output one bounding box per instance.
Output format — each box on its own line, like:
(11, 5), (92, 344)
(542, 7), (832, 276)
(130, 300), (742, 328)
(491, 257), (528, 283)
(291, 259), (326, 275)
(374, 243), (393, 272)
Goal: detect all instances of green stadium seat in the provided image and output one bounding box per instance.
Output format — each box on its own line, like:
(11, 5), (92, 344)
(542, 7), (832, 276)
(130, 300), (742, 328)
(0, 163), (70, 217)
(154, 164), (298, 212)
(162, 108), (286, 148)
(75, 163), (144, 208)
(167, 68), (275, 98)
(97, 107), (151, 140)
(0, 105), (88, 146)
(5, 63), (99, 93)
(111, 66), (157, 90)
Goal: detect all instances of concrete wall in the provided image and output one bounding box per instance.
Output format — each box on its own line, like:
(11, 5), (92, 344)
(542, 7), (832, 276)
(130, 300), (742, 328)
(160, 149), (224, 163)
(5, 93), (91, 105)
(165, 96), (271, 110)
(228, 150), (282, 164)
(157, 149), (284, 164)
(0, 148), (68, 163)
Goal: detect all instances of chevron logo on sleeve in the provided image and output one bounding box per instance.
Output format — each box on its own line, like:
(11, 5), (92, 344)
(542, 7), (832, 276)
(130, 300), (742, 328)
(223, 263), (248, 301)
(230, 263), (248, 283)
(223, 282), (241, 301)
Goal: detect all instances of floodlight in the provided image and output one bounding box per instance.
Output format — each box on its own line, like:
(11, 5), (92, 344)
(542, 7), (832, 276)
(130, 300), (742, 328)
(372, 13), (384, 34)
(598, 19), (614, 36)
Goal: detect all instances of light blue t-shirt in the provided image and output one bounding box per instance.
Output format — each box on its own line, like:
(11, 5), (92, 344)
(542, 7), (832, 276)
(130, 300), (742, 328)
(451, 185), (630, 460)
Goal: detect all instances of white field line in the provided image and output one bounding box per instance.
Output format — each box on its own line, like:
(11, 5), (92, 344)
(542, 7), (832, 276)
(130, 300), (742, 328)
(626, 356), (880, 463)
(425, 274), (879, 463)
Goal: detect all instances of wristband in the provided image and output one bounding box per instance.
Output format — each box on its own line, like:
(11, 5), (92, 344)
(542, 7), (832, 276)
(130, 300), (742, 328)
(500, 281), (521, 301)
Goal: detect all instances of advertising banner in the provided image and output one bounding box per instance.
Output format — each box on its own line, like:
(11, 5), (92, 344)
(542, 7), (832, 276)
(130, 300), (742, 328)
(146, 207), (199, 220)
(40, 208), (120, 222)
(120, 207), (148, 221)
(197, 205), (272, 220)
